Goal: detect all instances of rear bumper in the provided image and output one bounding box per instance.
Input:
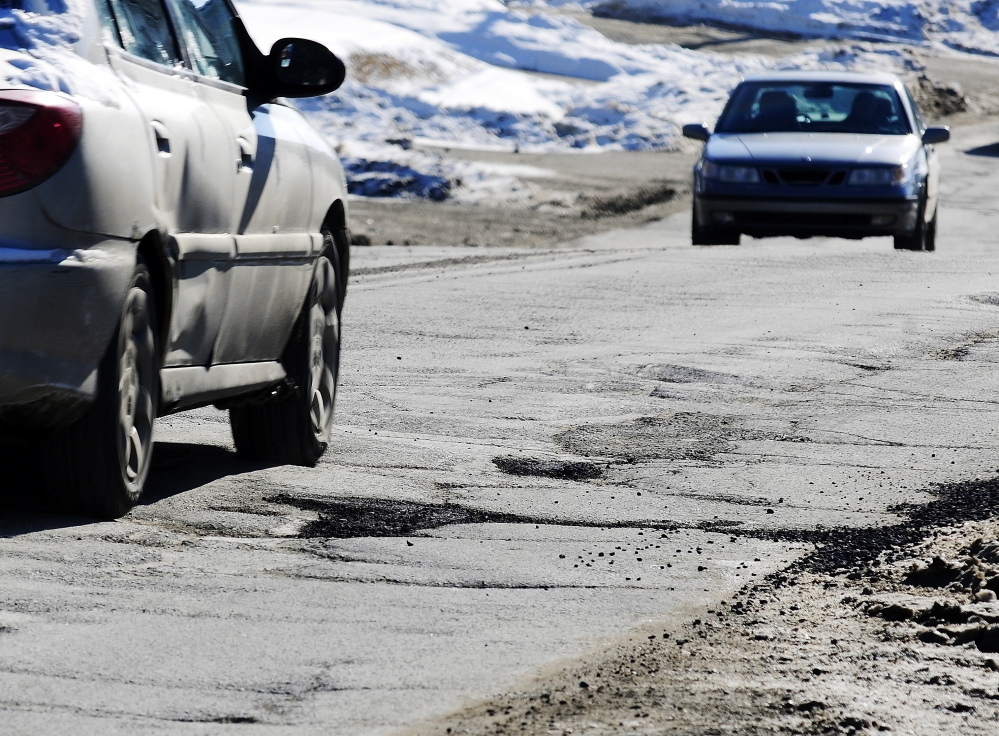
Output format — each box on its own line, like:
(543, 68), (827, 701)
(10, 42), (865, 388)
(695, 196), (920, 239)
(0, 240), (135, 434)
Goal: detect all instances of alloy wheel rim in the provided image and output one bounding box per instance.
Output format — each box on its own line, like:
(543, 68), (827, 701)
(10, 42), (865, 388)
(117, 287), (155, 494)
(307, 301), (337, 443)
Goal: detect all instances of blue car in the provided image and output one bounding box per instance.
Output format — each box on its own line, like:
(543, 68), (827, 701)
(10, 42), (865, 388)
(683, 71), (950, 250)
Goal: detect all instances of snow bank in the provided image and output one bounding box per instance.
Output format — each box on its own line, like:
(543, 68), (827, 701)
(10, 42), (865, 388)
(519, 1), (999, 56)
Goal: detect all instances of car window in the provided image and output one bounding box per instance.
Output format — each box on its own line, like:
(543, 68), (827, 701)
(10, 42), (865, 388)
(107, 0), (183, 68)
(166, 0), (245, 86)
(716, 82), (912, 136)
(94, 0), (123, 47)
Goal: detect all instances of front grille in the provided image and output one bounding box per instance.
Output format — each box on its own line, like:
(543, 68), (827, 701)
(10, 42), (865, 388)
(760, 168), (849, 187)
(778, 169), (831, 185)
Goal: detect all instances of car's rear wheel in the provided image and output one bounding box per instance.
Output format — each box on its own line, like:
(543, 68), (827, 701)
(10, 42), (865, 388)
(230, 240), (341, 467)
(42, 259), (158, 518)
(691, 203), (740, 246)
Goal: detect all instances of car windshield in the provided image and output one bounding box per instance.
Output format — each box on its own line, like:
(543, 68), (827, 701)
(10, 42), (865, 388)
(715, 82), (911, 136)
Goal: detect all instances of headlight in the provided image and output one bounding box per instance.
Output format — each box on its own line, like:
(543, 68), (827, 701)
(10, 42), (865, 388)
(702, 161), (760, 184)
(848, 164), (909, 186)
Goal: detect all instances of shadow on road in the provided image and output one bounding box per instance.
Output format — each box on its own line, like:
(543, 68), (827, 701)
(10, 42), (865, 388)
(141, 441), (263, 505)
(965, 143), (999, 157)
(0, 440), (265, 535)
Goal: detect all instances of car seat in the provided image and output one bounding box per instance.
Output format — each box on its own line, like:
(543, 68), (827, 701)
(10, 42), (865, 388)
(752, 90), (800, 133)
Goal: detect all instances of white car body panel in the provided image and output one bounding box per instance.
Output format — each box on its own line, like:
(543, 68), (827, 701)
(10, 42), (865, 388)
(0, 0), (349, 429)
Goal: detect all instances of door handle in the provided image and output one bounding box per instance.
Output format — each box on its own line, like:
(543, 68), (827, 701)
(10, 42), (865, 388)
(151, 121), (170, 155)
(237, 137), (254, 172)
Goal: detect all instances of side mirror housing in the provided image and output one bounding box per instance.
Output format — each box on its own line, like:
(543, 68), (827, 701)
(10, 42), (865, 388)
(268, 38), (346, 98)
(682, 123), (711, 142)
(922, 126), (950, 145)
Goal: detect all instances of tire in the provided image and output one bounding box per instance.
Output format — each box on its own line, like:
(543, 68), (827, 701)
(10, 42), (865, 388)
(894, 194), (931, 252)
(925, 205), (938, 252)
(229, 238), (341, 467)
(41, 259), (159, 518)
(691, 203), (740, 246)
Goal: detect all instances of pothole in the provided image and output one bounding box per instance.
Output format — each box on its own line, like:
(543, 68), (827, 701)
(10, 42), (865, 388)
(846, 362), (890, 372)
(492, 456), (604, 481)
(268, 495), (532, 538)
(969, 293), (999, 307)
(555, 412), (806, 463)
(633, 364), (738, 384)
(931, 328), (999, 360)
(267, 495), (677, 539)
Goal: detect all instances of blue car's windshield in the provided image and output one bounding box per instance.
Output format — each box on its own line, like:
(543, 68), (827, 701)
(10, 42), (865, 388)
(716, 82), (911, 136)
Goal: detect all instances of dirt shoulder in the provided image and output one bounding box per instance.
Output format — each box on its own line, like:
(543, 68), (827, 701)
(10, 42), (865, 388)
(405, 478), (999, 736)
(347, 148), (696, 249)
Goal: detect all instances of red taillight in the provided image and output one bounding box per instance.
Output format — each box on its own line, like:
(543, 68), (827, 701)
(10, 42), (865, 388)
(0, 89), (83, 198)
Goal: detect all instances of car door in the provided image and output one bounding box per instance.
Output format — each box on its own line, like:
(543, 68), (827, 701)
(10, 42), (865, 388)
(164, 0), (316, 366)
(103, 0), (235, 369)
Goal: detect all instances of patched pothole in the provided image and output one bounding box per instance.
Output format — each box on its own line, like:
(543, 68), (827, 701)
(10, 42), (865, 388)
(492, 456), (604, 481)
(267, 495), (532, 538)
(931, 328), (999, 360)
(555, 412), (806, 463)
(633, 363), (738, 384)
(968, 293), (999, 307)
(267, 495), (678, 539)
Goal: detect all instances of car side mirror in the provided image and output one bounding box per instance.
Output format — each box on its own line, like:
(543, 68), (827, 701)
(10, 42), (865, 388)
(682, 123), (711, 142)
(922, 127), (950, 145)
(268, 38), (346, 98)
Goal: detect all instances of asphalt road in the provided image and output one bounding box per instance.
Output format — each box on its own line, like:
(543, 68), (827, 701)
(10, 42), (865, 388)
(4, 123), (999, 734)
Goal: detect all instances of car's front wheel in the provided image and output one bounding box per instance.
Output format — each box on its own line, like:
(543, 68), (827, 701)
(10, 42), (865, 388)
(894, 195), (935, 252)
(230, 241), (342, 467)
(691, 203), (740, 246)
(42, 258), (159, 518)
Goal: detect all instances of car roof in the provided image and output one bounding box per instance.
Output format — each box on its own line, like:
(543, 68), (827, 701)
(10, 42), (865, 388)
(741, 71), (903, 86)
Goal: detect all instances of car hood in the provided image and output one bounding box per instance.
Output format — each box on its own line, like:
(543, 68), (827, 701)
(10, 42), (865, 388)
(706, 133), (921, 166)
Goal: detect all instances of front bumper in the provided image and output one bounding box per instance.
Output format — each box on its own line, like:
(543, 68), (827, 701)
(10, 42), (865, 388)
(0, 239), (135, 434)
(694, 196), (920, 239)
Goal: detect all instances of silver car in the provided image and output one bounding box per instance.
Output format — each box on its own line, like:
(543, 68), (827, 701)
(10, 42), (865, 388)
(683, 71), (950, 250)
(0, 0), (350, 517)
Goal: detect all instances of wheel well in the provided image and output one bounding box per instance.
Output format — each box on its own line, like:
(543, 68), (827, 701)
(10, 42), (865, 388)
(321, 200), (350, 312)
(137, 233), (173, 365)
(323, 199), (347, 234)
